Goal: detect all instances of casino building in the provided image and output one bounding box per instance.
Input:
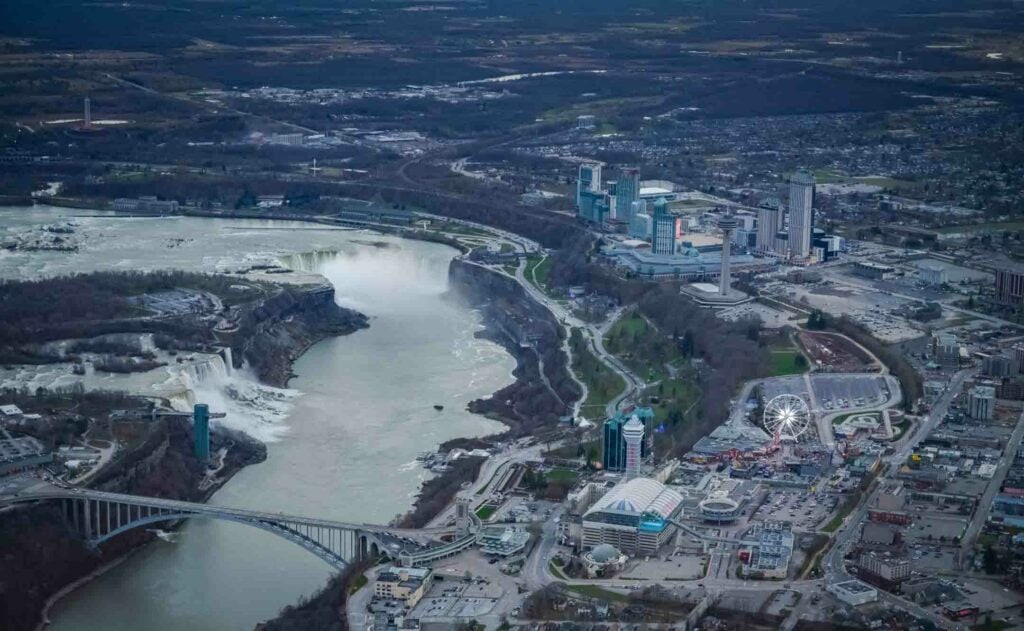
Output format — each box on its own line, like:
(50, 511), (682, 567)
(582, 477), (683, 556)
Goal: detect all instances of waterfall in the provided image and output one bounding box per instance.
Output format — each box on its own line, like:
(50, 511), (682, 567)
(219, 346), (233, 375)
(170, 351), (297, 443)
(181, 353), (230, 387)
(277, 249), (343, 272)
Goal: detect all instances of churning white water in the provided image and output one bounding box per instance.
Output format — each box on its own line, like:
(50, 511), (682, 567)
(0, 206), (516, 631)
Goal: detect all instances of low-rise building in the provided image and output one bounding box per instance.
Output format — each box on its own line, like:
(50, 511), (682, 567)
(856, 551), (910, 592)
(373, 566), (432, 609)
(478, 526), (531, 557)
(828, 580), (878, 607)
(739, 521), (794, 580)
(0, 435), (52, 474)
(110, 196), (179, 214)
(582, 543), (627, 578)
(852, 261), (896, 280)
(861, 522), (899, 546)
(918, 263), (947, 285)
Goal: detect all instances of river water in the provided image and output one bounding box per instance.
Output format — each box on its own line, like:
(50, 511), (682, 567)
(0, 206), (513, 630)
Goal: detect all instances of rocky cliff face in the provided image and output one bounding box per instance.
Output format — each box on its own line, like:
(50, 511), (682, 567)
(448, 259), (580, 435)
(225, 282), (368, 387)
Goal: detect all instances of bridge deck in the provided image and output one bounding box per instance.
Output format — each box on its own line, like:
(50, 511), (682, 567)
(2, 487), (448, 538)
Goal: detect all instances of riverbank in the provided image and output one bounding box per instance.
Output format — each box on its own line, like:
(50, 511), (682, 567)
(1, 416), (267, 631)
(1, 203), (566, 629)
(0, 272), (363, 631)
(35, 549), (133, 631)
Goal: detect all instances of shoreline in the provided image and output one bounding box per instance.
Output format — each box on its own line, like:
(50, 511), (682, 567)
(7, 204), (540, 629)
(34, 547), (137, 631)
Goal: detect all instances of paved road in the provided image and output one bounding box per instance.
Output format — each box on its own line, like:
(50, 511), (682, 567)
(958, 403), (1024, 568)
(1, 486), (444, 538)
(822, 369), (974, 630)
(510, 254), (642, 421)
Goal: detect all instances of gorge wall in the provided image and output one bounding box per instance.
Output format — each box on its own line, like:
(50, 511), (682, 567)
(224, 282), (368, 388)
(448, 259), (579, 436)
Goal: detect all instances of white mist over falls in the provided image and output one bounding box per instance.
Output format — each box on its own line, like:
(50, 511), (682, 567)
(0, 207), (516, 631)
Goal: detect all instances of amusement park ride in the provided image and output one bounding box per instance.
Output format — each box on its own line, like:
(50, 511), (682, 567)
(763, 393), (812, 451)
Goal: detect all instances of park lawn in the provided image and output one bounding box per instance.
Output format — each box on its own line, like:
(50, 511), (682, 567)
(607, 310), (649, 339)
(570, 328), (626, 414)
(651, 378), (701, 426)
(524, 255), (556, 297)
(475, 505), (497, 520)
(348, 573), (368, 594)
(566, 584), (630, 602)
(767, 350), (808, 376)
(533, 257), (552, 285)
(547, 468), (580, 485)
(605, 310), (682, 382)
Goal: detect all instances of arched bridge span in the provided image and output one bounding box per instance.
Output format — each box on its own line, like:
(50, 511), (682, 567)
(2, 489), (456, 570)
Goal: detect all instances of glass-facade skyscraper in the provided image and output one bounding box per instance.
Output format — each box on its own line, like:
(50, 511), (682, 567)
(602, 407), (655, 471)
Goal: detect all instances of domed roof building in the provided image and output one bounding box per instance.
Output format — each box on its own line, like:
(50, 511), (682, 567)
(582, 477), (684, 556)
(582, 543), (627, 578)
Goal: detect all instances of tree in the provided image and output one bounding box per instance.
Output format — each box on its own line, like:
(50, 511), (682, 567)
(983, 544), (999, 574)
(806, 310), (828, 330)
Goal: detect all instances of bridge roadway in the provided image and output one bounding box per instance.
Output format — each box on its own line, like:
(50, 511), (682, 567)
(1, 486), (471, 571)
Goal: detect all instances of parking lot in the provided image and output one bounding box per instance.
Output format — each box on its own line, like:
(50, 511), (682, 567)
(621, 549), (705, 581)
(409, 550), (520, 627)
(907, 541), (958, 574)
(760, 374), (894, 414)
(905, 512), (968, 546)
(751, 490), (836, 531)
(812, 375), (891, 412)
(762, 376), (809, 402)
(416, 580), (502, 619)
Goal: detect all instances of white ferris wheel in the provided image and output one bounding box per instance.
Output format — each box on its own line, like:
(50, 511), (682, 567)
(763, 394), (811, 442)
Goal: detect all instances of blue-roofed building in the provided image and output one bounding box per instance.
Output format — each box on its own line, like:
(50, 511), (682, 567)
(993, 494), (1024, 528)
(582, 477), (683, 555)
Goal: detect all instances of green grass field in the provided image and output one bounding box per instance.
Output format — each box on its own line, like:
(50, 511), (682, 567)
(651, 378), (700, 425)
(546, 468), (580, 484)
(767, 350), (808, 376)
(570, 328), (626, 414)
(348, 573), (368, 594)
(525, 255), (554, 293)
(475, 505), (496, 520)
(608, 311), (649, 338)
(566, 584), (630, 602)
(605, 311), (682, 382)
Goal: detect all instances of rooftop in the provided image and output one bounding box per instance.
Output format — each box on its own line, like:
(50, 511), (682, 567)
(585, 477), (683, 520)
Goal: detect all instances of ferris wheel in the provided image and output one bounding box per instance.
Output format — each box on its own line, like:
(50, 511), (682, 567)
(763, 394), (811, 442)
